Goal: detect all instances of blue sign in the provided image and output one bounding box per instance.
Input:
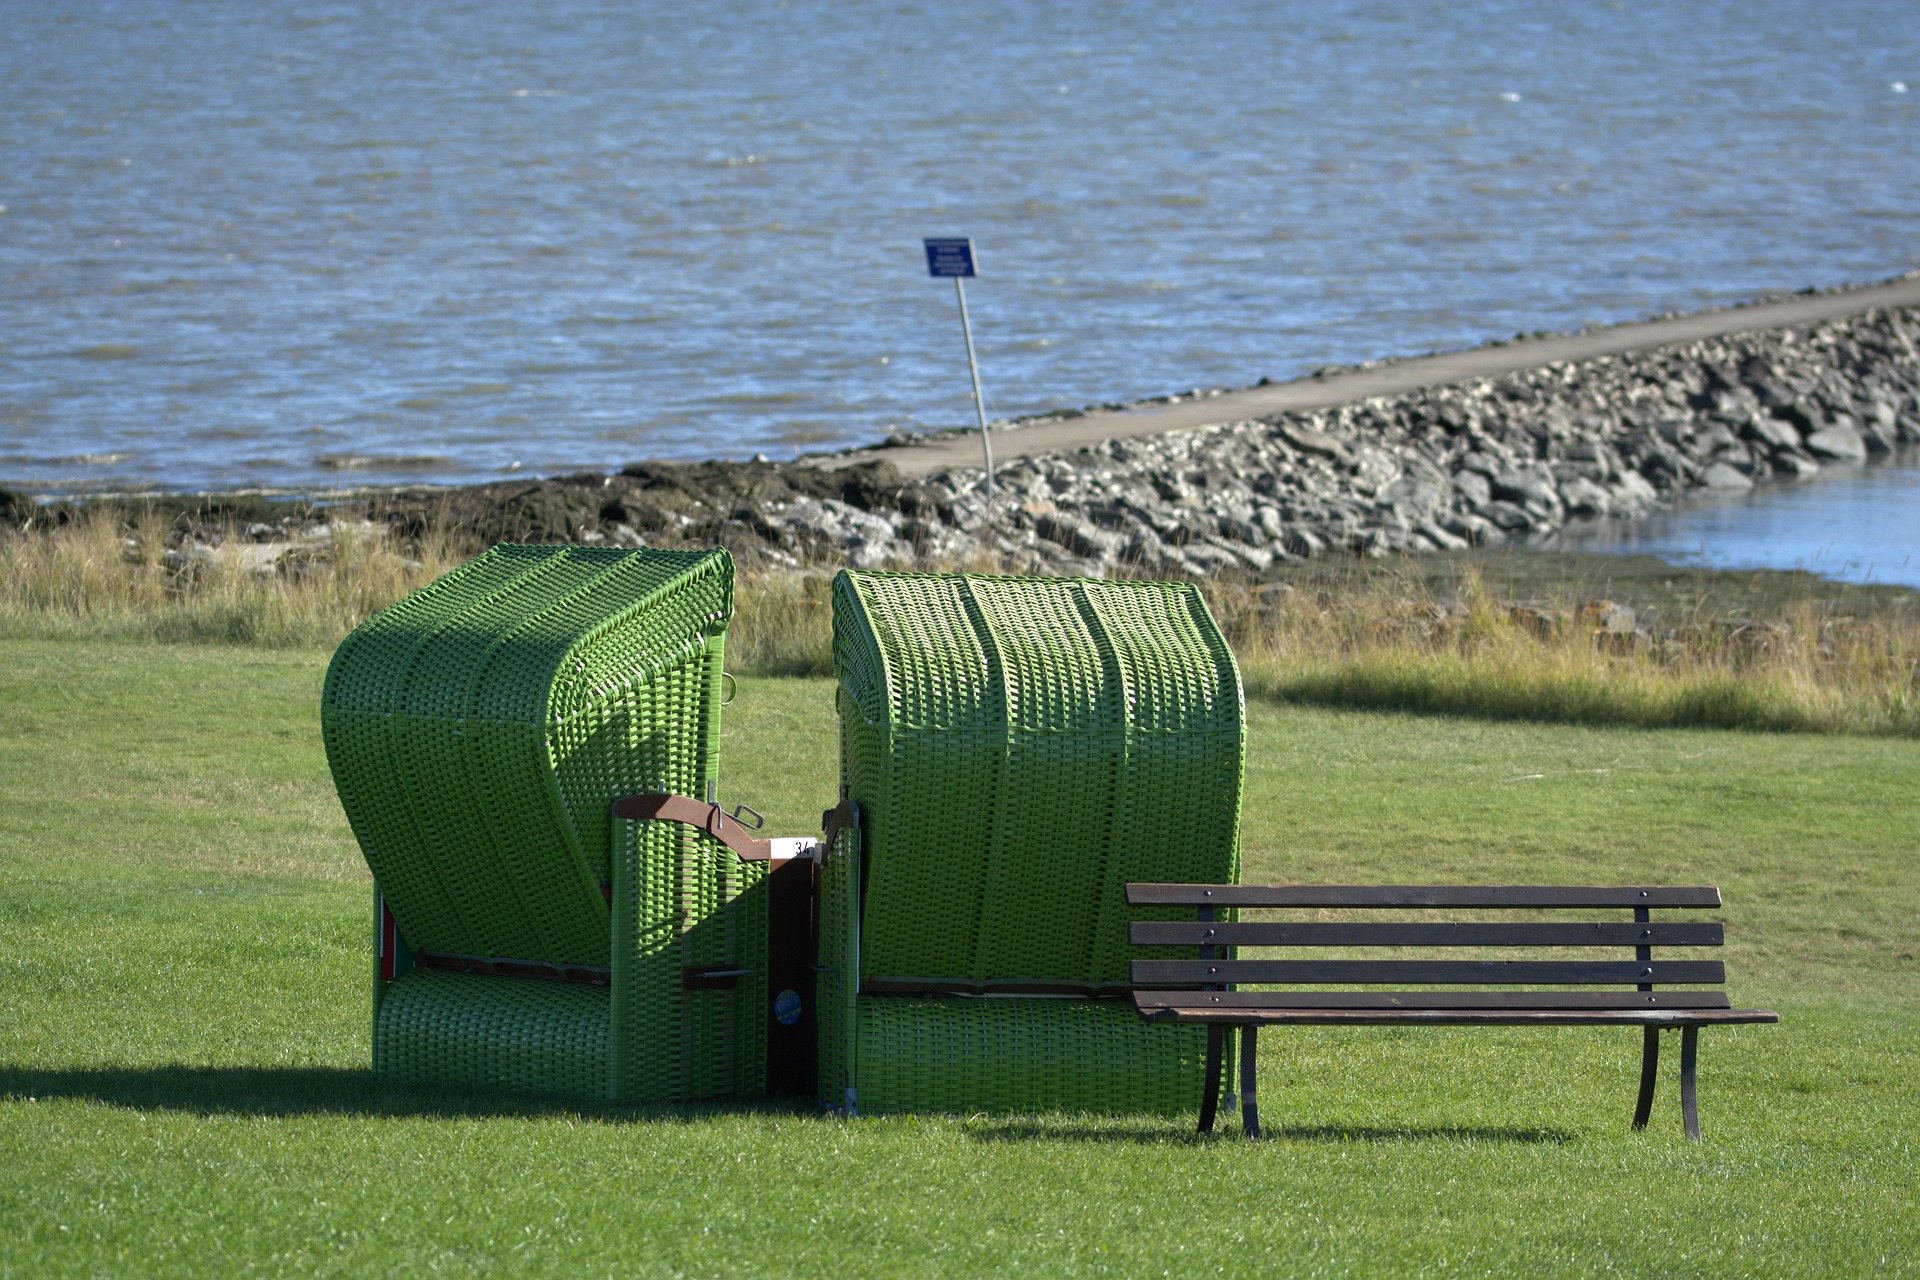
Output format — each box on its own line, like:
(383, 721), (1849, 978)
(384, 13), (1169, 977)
(773, 988), (803, 1026)
(923, 237), (977, 278)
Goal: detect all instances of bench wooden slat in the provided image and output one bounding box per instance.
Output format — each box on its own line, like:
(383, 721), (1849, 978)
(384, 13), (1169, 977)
(1126, 884), (1723, 909)
(1123, 881), (1774, 1140)
(1130, 958), (1727, 985)
(1134, 1005), (1779, 1027)
(1132, 990), (1735, 1011)
(1129, 920), (1724, 948)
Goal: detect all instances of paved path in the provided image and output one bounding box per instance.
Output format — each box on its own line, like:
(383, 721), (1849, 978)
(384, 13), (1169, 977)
(821, 275), (1920, 476)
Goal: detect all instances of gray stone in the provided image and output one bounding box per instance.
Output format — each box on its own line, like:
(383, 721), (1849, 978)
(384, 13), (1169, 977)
(1559, 477), (1612, 516)
(1216, 514), (1266, 546)
(1440, 511), (1495, 544)
(1381, 470), (1450, 519)
(1780, 397), (1824, 435)
(1491, 468), (1558, 509)
(1413, 519), (1470, 551)
(1455, 450), (1503, 478)
(1352, 527), (1401, 556)
(1608, 470), (1660, 512)
(1699, 461), (1754, 491)
(1034, 512), (1124, 560)
(1804, 419), (1868, 462)
(1274, 421), (1348, 459)
(1743, 412), (1803, 451)
(1635, 444), (1693, 488)
(1350, 444), (1403, 493)
(1691, 421), (1740, 454)
(1280, 525), (1326, 557)
(1451, 469), (1493, 507)
(1771, 449), (1821, 477)
(1180, 543), (1243, 574)
(1563, 440), (1618, 478)
(1479, 500), (1534, 530)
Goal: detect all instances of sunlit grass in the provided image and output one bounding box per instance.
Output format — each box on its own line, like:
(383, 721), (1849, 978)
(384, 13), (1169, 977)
(1, 642), (1916, 1276)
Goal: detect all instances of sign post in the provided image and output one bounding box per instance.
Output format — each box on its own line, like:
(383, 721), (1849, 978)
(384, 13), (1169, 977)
(922, 237), (993, 504)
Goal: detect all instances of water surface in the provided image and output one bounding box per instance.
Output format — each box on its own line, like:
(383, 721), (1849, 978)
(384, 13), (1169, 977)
(1549, 451), (1920, 588)
(2, 1), (1918, 494)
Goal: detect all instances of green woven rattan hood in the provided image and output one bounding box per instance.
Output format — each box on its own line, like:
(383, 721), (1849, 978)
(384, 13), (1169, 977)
(832, 570), (1244, 989)
(324, 544), (733, 969)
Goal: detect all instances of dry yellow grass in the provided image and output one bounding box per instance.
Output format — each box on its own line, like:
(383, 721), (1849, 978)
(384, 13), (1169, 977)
(0, 506), (461, 648)
(3, 514), (1915, 734)
(1214, 565), (1920, 735)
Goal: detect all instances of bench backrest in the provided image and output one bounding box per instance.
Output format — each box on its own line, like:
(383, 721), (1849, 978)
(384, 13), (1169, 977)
(835, 572), (1244, 991)
(1128, 884), (1730, 994)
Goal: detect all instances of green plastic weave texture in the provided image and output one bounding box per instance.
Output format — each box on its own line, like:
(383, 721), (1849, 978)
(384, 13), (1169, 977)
(376, 969), (613, 1101)
(833, 570), (1244, 988)
(324, 544), (732, 968)
(814, 812), (861, 1113)
(824, 571), (1244, 1114)
(327, 544), (748, 1104)
(855, 998), (1208, 1116)
(611, 811), (767, 1102)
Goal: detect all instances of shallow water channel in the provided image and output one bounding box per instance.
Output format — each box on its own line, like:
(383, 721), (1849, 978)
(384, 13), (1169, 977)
(1546, 449), (1920, 588)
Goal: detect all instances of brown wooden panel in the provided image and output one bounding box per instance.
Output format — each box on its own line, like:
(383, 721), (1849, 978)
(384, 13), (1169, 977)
(1133, 1006), (1779, 1026)
(1129, 921), (1725, 948)
(1131, 990), (1735, 1011)
(613, 792), (773, 861)
(1129, 958), (1728, 985)
(682, 965), (751, 990)
(863, 978), (1136, 997)
(764, 855), (818, 1099)
(1126, 884), (1723, 909)
(414, 951), (613, 986)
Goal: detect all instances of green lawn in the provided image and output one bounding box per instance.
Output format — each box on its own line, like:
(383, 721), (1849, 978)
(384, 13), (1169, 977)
(1, 638), (1917, 1277)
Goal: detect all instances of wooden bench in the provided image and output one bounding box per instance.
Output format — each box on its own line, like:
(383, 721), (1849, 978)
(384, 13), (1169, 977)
(1127, 884), (1778, 1140)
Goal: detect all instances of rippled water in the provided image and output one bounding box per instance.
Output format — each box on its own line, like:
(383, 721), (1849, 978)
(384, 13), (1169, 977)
(1550, 450), (1920, 588)
(3, 1), (1918, 495)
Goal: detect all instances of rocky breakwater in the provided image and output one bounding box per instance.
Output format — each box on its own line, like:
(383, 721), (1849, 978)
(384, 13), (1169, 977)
(743, 302), (1920, 575)
(35, 301), (1911, 577)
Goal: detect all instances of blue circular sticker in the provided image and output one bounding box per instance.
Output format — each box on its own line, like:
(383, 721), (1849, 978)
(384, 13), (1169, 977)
(773, 988), (803, 1026)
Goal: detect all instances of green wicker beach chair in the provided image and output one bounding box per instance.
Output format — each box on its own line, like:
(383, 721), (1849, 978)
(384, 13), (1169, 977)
(323, 544), (766, 1104)
(819, 571), (1245, 1115)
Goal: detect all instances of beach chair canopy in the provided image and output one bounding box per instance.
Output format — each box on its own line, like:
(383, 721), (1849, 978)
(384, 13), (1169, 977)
(324, 544), (759, 1103)
(822, 570), (1245, 1113)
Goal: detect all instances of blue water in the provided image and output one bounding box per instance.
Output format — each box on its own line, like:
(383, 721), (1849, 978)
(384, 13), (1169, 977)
(2, 1), (1918, 497)
(1551, 450), (1920, 589)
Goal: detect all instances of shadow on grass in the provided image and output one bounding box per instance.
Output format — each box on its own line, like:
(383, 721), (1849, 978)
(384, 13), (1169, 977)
(0, 1064), (813, 1125)
(2, 1065), (1581, 1145)
(961, 1118), (1577, 1146)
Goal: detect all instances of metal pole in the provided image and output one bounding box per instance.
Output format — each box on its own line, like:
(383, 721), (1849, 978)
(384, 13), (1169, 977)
(954, 276), (994, 505)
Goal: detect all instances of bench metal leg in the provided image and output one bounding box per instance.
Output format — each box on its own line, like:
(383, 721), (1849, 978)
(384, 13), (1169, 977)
(1198, 1024), (1223, 1134)
(1222, 1026), (1237, 1118)
(1680, 1025), (1700, 1141)
(1632, 1025), (1660, 1131)
(1240, 1025), (1260, 1140)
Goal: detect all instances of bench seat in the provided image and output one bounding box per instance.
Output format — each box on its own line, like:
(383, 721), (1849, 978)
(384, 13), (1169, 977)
(1135, 990), (1774, 1024)
(1127, 882), (1779, 1140)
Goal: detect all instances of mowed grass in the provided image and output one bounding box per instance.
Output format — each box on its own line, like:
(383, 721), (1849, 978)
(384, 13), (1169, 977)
(1, 639), (1917, 1277)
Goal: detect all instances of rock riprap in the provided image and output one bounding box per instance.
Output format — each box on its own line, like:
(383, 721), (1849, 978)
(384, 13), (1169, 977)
(541, 303), (1920, 576)
(55, 303), (1909, 575)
